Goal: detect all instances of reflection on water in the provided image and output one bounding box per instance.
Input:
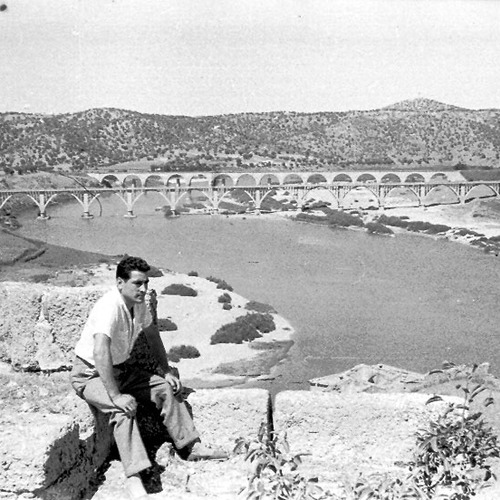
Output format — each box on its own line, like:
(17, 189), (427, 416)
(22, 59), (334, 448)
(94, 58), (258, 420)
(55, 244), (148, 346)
(17, 193), (500, 392)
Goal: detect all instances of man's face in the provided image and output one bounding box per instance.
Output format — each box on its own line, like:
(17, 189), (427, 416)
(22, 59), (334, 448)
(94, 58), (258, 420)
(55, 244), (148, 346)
(117, 270), (149, 307)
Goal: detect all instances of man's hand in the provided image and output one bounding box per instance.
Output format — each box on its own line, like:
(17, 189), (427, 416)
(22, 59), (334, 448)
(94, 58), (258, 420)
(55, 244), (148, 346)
(164, 372), (183, 395)
(111, 393), (138, 417)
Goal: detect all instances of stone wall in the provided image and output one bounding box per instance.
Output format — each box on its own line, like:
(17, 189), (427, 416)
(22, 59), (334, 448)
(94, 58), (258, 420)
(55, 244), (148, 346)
(0, 282), (107, 371)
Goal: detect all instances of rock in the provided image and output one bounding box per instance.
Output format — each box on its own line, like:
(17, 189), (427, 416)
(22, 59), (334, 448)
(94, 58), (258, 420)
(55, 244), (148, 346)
(273, 391), (460, 488)
(0, 283), (45, 369)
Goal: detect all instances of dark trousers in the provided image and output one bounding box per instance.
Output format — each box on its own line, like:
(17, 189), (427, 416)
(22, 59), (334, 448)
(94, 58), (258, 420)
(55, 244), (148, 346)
(71, 357), (199, 476)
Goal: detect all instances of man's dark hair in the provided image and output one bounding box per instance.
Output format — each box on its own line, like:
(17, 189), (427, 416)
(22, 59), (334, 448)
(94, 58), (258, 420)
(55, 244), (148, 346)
(116, 256), (150, 280)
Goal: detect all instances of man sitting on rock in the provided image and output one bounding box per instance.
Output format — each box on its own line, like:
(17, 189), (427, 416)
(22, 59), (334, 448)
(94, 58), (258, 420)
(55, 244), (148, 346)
(71, 256), (227, 500)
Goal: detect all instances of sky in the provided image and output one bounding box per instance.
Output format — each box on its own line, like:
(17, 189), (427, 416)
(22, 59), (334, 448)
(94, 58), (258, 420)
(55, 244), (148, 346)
(1, 0), (500, 116)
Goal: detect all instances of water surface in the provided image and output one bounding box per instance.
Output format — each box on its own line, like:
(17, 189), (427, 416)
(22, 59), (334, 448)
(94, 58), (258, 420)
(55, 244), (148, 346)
(17, 194), (500, 392)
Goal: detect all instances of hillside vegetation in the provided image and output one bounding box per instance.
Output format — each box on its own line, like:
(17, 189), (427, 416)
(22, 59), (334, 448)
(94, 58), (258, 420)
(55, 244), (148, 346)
(1, 98), (499, 174)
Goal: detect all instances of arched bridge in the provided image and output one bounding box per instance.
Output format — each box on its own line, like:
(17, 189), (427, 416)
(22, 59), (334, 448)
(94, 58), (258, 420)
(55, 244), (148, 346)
(1, 180), (500, 219)
(88, 169), (467, 189)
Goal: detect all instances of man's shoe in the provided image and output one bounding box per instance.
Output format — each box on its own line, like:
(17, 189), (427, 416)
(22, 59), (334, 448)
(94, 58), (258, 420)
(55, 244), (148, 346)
(186, 441), (229, 461)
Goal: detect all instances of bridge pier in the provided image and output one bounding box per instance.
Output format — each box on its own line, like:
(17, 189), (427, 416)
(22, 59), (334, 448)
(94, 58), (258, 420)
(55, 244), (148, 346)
(36, 193), (50, 220)
(80, 193), (94, 219)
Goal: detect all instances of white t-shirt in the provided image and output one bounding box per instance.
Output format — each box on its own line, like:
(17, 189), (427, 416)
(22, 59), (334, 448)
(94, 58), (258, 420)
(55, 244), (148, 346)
(75, 287), (153, 366)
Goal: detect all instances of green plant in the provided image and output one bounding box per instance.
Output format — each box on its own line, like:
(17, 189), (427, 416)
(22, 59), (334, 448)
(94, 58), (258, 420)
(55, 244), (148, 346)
(161, 283), (198, 296)
(239, 313), (276, 333)
(235, 423), (329, 500)
(187, 271), (199, 276)
(157, 318), (178, 331)
(245, 301), (277, 314)
(410, 363), (499, 499)
(167, 344), (200, 363)
(218, 292), (232, 303)
(365, 222), (394, 235)
(210, 321), (262, 344)
(207, 275), (234, 291)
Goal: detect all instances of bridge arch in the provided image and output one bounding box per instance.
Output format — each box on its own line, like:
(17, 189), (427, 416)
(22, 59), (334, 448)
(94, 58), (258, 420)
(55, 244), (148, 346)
(430, 173), (449, 182)
(424, 185), (460, 206)
(380, 173), (401, 183)
(307, 174), (327, 184)
(175, 190), (213, 211)
(356, 173), (377, 183)
(301, 186), (339, 209)
(166, 174), (186, 188)
(189, 174), (210, 188)
(464, 183), (498, 202)
(333, 173), (353, 183)
(406, 173), (425, 183)
(384, 186), (420, 208)
(342, 186), (380, 209)
(144, 175), (164, 187)
(213, 174), (234, 187)
(123, 174), (142, 188)
(217, 188), (256, 213)
(0, 192), (38, 211)
(101, 174), (119, 187)
(258, 174), (280, 186)
(259, 187), (299, 212)
(283, 174), (304, 185)
(236, 174), (257, 187)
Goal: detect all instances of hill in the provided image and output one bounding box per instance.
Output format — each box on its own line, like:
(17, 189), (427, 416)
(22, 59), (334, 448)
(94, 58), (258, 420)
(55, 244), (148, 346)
(1, 99), (499, 173)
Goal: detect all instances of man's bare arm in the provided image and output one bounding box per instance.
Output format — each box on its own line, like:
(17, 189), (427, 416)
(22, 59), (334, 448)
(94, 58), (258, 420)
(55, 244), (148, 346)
(93, 333), (137, 416)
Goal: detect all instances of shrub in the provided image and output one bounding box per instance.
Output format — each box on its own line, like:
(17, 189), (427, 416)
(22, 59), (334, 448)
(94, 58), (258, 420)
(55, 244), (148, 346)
(293, 212), (329, 224)
(187, 271), (199, 277)
(376, 214), (409, 228)
(210, 322), (262, 344)
(167, 344), (200, 363)
(365, 222), (394, 235)
(207, 276), (233, 291)
(238, 313), (276, 333)
(411, 363), (499, 498)
(147, 265), (163, 278)
(28, 273), (52, 283)
(222, 303), (232, 310)
(161, 283), (197, 296)
(218, 292), (232, 304)
(326, 209), (364, 228)
(245, 300), (277, 314)
(157, 318), (178, 331)
(406, 220), (432, 232)
(425, 223), (451, 234)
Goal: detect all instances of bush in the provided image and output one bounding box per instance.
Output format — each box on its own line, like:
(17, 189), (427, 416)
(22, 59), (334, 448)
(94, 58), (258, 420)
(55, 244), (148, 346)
(425, 223), (451, 234)
(238, 313), (276, 333)
(326, 210), (364, 228)
(207, 276), (233, 291)
(376, 214), (409, 228)
(157, 318), (178, 331)
(245, 300), (277, 314)
(210, 322), (262, 344)
(187, 271), (199, 277)
(293, 212), (329, 224)
(365, 222), (394, 235)
(167, 344), (201, 363)
(161, 283), (198, 296)
(218, 292), (232, 304)
(147, 265), (163, 278)
(222, 303), (232, 310)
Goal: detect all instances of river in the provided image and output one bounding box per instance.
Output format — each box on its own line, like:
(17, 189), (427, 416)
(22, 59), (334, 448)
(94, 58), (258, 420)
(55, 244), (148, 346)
(16, 193), (500, 392)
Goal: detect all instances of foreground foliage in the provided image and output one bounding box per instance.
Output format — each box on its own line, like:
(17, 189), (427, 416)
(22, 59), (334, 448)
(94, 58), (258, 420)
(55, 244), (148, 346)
(236, 363), (500, 500)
